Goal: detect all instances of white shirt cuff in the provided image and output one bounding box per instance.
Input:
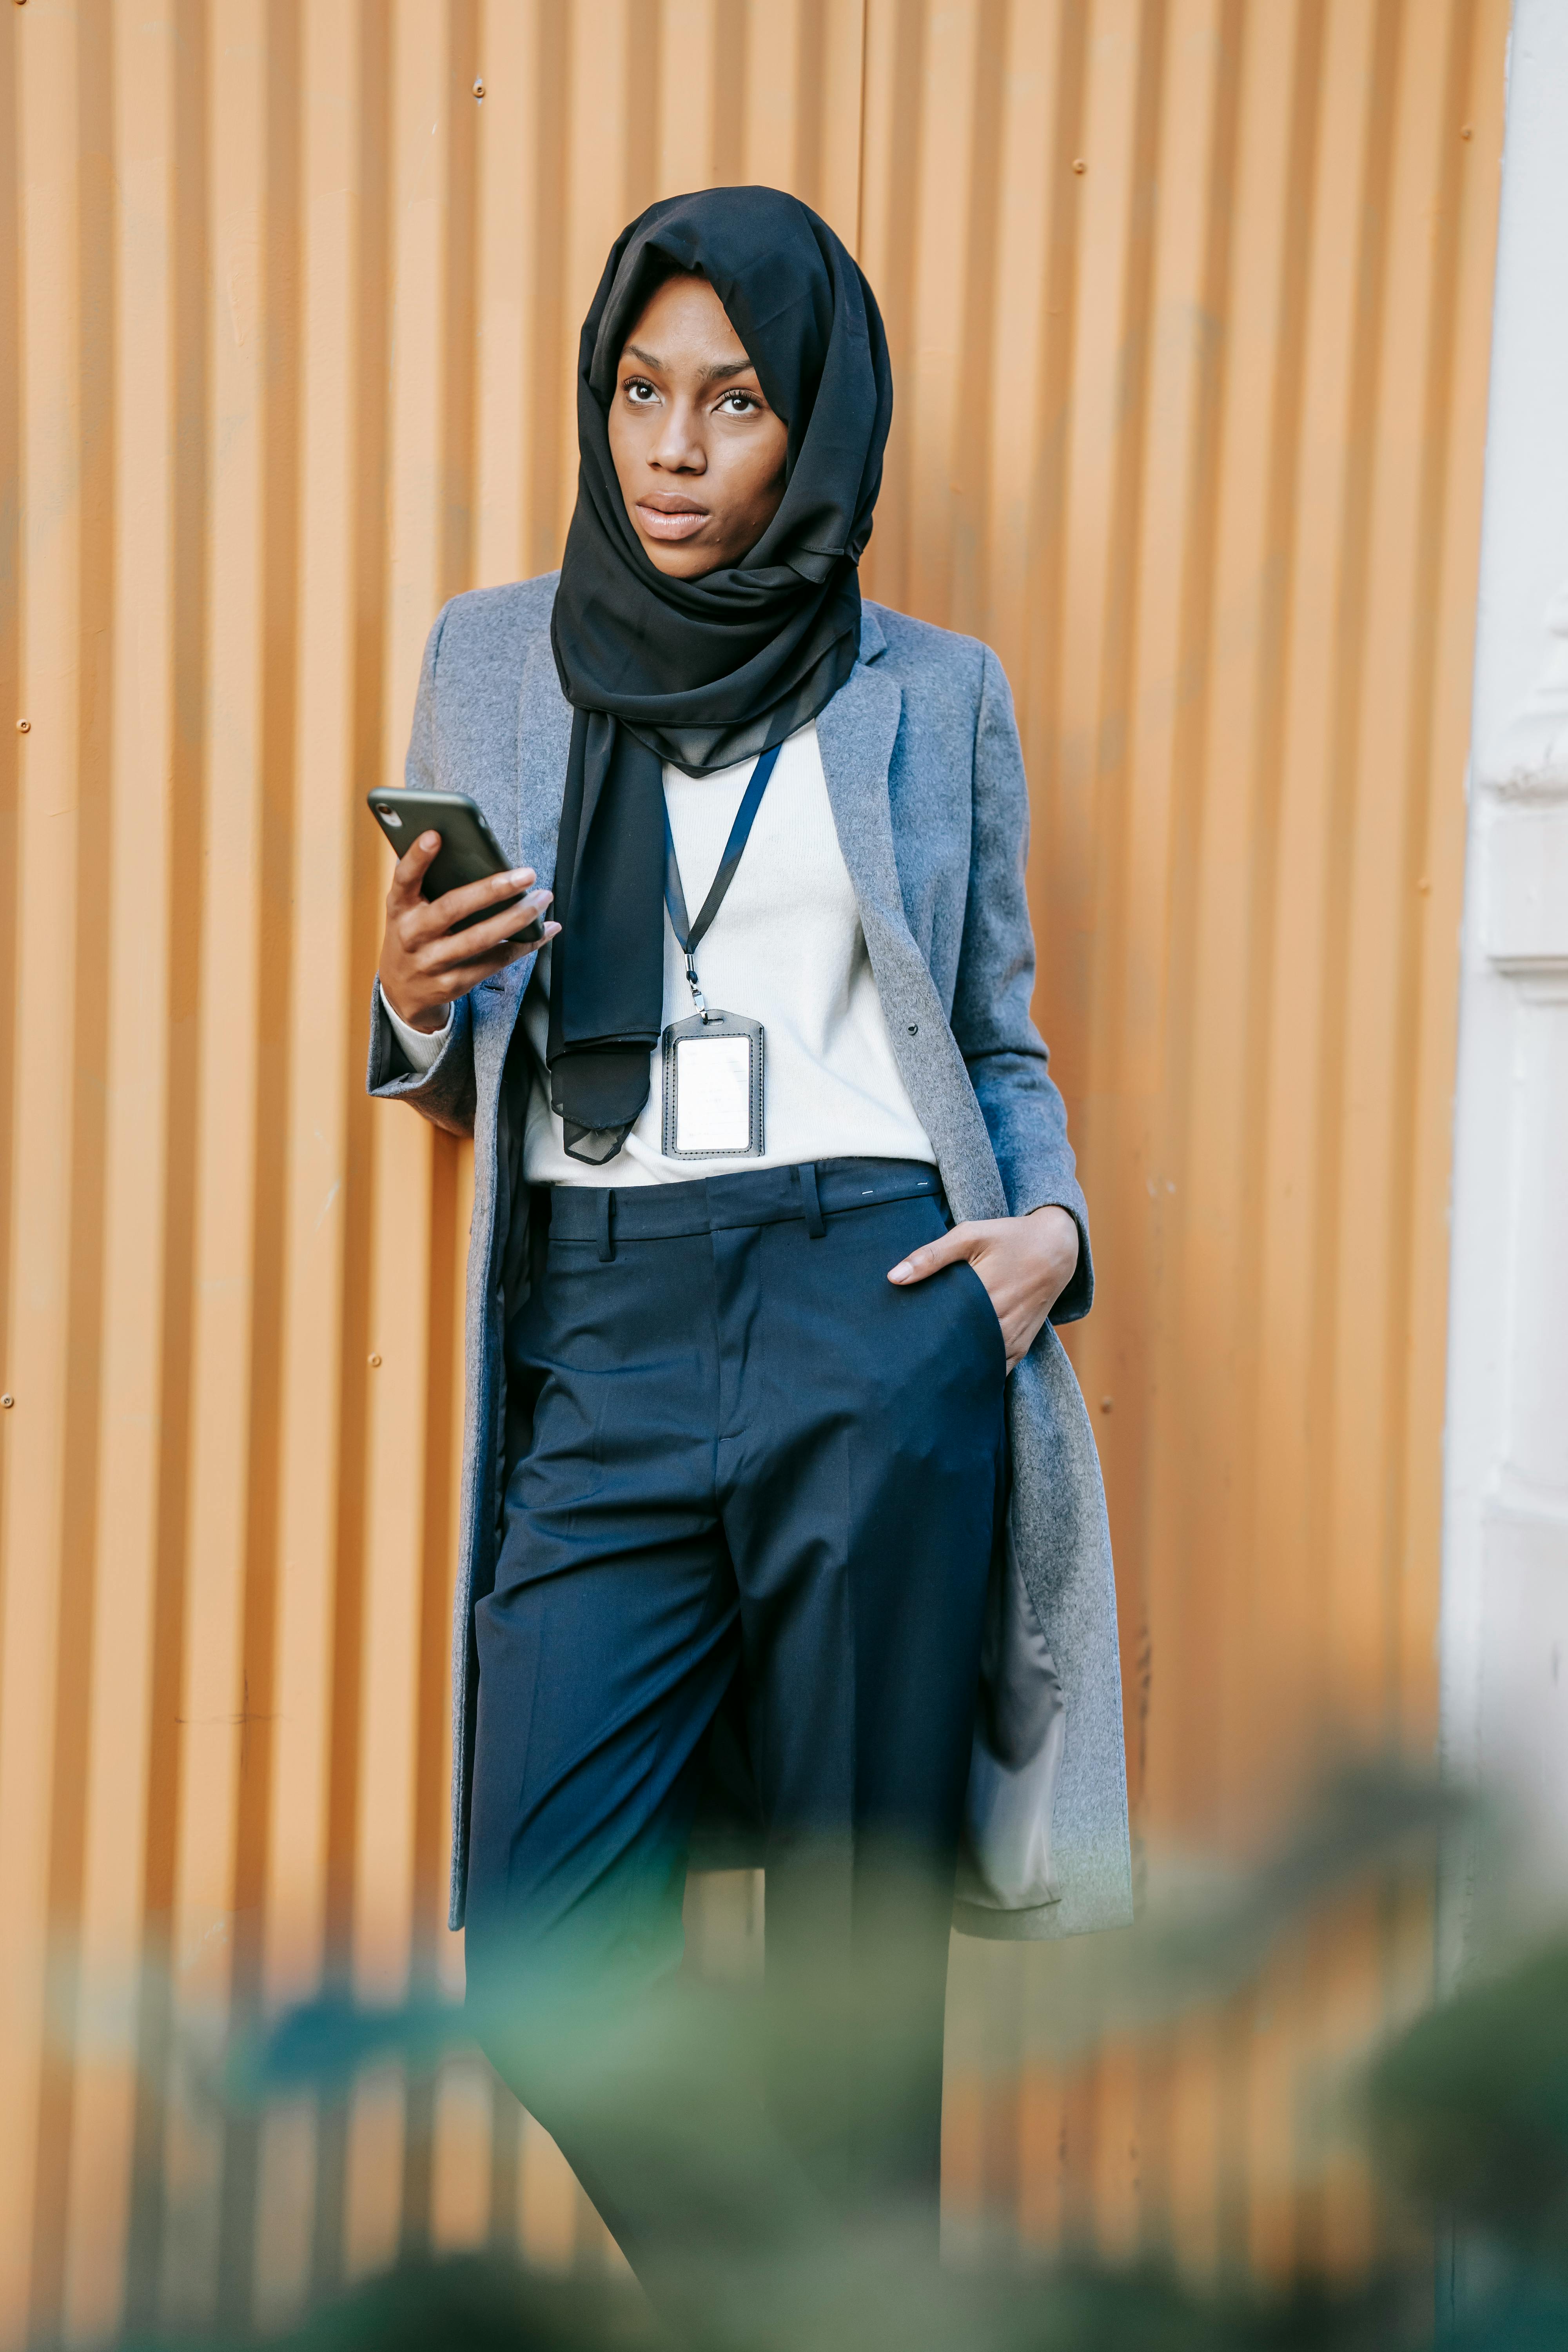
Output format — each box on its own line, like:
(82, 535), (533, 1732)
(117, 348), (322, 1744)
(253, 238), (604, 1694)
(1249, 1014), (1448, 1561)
(380, 981), (450, 1075)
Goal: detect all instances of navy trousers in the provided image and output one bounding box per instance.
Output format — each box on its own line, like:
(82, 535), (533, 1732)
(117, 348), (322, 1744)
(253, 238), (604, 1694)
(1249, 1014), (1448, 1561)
(466, 1158), (1007, 2256)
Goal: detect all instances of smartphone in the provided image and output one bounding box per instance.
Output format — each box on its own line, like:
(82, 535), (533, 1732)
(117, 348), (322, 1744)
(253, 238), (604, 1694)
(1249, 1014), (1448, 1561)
(366, 789), (544, 943)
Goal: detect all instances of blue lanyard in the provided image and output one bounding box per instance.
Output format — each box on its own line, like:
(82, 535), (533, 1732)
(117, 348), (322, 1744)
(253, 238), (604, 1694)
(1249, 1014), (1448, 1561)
(662, 741), (782, 1014)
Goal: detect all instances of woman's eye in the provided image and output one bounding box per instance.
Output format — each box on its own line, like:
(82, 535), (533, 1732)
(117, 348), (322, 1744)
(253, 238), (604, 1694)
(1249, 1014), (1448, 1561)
(718, 390), (760, 416)
(623, 379), (658, 405)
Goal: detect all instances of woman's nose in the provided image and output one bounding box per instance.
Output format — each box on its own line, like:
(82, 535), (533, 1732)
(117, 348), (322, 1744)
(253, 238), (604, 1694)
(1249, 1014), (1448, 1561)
(649, 401), (706, 472)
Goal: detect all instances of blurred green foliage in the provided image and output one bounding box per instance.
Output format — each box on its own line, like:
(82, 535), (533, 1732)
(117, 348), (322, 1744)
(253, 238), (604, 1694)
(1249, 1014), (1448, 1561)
(1368, 1944), (1568, 2267)
(83, 1772), (1568, 2351)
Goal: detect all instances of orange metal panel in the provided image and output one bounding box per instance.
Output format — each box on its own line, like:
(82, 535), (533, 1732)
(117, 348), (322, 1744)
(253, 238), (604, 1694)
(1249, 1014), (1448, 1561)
(0, 0), (1507, 2336)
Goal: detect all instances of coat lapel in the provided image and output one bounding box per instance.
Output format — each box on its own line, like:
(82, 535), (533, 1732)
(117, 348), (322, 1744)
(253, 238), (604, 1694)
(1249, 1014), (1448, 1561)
(514, 633), (573, 895)
(814, 620), (909, 987)
(816, 615), (1008, 1223)
(469, 631), (573, 1062)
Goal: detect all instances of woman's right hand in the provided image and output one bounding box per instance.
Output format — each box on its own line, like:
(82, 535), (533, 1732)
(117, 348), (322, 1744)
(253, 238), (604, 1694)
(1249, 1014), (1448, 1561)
(379, 831), (559, 1033)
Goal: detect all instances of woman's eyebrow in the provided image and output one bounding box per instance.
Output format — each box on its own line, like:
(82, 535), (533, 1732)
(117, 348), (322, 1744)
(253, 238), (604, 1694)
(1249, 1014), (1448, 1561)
(620, 342), (757, 388)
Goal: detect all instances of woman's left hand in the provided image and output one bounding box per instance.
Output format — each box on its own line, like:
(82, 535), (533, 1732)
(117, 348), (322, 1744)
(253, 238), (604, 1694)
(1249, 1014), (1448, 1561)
(887, 1206), (1080, 1373)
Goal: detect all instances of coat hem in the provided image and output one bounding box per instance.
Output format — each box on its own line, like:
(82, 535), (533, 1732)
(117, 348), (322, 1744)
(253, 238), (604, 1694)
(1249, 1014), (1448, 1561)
(951, 1895), (1063, 1941)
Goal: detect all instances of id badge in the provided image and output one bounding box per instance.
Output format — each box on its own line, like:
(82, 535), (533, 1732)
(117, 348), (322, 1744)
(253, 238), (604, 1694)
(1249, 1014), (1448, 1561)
(661, 1011), (765, 1158)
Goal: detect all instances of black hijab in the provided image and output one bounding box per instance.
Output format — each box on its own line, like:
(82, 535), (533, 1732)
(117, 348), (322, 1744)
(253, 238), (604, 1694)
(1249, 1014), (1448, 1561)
(545, 186), (893, 1162)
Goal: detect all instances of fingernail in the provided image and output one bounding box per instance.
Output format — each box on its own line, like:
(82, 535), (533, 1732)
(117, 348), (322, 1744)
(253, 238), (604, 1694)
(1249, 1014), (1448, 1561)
(421, 832), (439, 849)
(887, 1262), (913, 1283)
(504, 867), (533, 886)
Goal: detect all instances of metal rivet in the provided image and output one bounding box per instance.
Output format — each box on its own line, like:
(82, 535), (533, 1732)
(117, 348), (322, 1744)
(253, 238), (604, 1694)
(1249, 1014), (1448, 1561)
(1099, 1396), (1112, 1414)
(15, 718), (29, 732)
(472, 75), (485, 99)
(907, 1022), (918, 1035)
(1071, 157), (1087, 174)
(1, 1395), (14, 1409)
(368, 1352), (382, 1367)
(1460, 123), (1473, 140)
(1417, 875), (1432, 894)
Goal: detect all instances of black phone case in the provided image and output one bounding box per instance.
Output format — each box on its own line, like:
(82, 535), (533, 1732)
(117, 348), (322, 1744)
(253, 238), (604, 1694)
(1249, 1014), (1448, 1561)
(366, 789), (543, 942)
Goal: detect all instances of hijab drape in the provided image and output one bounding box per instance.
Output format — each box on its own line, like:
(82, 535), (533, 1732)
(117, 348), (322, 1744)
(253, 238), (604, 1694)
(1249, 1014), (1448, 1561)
(545, 185), (893, 1161)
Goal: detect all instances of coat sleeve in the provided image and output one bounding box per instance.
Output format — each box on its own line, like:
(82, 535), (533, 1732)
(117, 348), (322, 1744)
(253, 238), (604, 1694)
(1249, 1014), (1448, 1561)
(950, 643), (1092, 1323)
(365, 600), (479, 1139)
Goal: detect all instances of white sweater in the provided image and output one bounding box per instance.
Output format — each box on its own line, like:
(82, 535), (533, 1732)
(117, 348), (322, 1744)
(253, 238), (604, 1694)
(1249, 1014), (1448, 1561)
(385, 720), (935, 1185)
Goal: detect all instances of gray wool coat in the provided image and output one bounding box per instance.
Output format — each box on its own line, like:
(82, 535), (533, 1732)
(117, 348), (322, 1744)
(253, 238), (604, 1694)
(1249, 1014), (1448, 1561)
(368, 574), (1133, 1943)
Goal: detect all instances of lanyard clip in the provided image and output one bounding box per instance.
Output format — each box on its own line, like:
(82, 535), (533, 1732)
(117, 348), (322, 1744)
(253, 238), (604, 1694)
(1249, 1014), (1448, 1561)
(684, 953), (713, 1022)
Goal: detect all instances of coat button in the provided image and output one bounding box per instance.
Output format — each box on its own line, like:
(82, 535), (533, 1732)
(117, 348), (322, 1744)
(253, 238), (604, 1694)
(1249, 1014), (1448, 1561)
(907, 1023), (918, 1035)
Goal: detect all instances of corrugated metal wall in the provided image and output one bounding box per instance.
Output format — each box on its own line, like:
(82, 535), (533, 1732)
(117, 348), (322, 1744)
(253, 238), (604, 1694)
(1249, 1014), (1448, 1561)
(0, 1), (1506, 2339)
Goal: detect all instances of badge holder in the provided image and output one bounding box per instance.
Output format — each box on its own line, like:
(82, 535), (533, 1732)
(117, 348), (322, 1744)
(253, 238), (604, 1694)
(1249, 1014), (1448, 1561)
(661, 1007), (765, 1159)
(658, 742), (780, 1162)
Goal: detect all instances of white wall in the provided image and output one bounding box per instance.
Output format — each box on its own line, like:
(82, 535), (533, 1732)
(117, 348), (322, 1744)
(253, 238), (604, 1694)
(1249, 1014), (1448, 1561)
(1442, 0), (1568, 1964)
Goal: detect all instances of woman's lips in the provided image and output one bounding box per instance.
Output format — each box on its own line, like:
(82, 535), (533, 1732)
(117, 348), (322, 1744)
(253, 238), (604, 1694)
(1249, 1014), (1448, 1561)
(637, 502), (709, 541)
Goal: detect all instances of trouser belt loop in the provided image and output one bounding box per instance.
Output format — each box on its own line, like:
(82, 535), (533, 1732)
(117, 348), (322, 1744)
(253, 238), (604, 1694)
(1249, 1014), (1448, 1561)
(596, 1188), (615, 1263)
(798, 1161), (826, 1239)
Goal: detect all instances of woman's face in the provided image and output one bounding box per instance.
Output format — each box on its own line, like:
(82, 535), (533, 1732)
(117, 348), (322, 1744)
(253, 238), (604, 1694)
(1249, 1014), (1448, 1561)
(608, 272), (789, 579)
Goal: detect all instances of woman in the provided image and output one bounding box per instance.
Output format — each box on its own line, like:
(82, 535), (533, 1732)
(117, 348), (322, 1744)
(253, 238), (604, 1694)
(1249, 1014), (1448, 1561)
(370, 187), (1129, 2270)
